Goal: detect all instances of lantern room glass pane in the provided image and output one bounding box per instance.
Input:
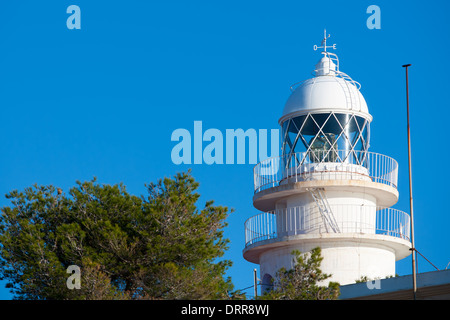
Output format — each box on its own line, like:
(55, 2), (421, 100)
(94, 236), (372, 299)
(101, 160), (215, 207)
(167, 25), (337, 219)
(281, 113), (370, 164)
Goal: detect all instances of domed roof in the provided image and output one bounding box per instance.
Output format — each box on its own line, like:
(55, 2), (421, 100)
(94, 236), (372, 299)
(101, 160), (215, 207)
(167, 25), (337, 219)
(279, 54), (372, 125)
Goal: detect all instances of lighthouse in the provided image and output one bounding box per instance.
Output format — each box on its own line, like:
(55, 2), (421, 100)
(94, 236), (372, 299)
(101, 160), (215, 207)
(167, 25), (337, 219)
(243, 31), (412, 288)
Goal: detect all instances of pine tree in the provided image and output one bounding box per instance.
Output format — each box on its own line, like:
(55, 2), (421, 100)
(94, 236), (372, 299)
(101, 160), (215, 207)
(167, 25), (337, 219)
(0, 171), (237, 300)
(259, 247), (340, 300)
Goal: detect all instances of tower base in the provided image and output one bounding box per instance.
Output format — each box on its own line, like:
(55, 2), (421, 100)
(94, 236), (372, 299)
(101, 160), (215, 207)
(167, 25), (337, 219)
(244, 233), (411, 287)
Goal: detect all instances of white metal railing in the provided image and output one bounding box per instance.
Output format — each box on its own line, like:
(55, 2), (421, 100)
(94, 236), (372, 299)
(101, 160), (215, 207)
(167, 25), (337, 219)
(244, 205), (411, 247)
(254, 150), (398, 193)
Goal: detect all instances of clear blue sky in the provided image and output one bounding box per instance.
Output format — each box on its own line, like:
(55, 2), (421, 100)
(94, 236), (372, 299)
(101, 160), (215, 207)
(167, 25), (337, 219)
(0, 0), (449, 299)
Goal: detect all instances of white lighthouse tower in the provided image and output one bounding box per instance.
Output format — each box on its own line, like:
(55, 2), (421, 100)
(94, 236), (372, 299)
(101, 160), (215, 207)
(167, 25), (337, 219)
(243, 32), (412, 288)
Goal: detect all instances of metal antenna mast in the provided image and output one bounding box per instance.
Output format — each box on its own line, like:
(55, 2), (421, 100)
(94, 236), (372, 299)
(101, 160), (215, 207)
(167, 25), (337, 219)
(402, 63), (417, 300)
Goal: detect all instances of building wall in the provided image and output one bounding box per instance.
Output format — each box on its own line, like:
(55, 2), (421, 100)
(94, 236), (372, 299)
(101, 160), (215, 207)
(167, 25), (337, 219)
(259, 240), (396, 286)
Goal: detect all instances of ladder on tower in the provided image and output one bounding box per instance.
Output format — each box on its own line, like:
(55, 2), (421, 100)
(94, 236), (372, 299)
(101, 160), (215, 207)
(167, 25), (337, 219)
(336, 70), (362, 112)
(308, 188), (340, 233)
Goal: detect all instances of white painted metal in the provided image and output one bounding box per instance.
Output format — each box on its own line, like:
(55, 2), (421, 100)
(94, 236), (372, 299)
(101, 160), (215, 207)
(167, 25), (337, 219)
(244, 205), (411, 247)
(315, 55), (337, 76)
(281, 76), (369, 123)
(254, 150), (398, 193)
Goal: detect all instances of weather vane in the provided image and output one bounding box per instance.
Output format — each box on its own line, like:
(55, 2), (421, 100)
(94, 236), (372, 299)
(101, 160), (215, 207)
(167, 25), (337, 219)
(313, 29), (336, 52)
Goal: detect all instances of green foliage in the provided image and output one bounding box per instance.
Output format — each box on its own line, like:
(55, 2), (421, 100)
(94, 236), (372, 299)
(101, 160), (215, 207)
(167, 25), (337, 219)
(0, 171), (237, 300)
(259, 248), (340, 300)
(355, 276), (370, 283)
(355, 274), (397, 283)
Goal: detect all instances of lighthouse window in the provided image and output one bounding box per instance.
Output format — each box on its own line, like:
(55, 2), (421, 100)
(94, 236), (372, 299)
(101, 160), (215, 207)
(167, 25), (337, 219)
(281, 112), (370, 165)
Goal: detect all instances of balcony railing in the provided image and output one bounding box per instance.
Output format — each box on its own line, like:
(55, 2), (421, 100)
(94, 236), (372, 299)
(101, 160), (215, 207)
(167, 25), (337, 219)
(253, 150), (398, 193)
(244, 205), (410, 247)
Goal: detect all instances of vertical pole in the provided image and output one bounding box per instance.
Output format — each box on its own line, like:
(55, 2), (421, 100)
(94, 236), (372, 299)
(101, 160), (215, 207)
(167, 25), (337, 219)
(402, 64), (417, 300)
(253, 268), (258, 299)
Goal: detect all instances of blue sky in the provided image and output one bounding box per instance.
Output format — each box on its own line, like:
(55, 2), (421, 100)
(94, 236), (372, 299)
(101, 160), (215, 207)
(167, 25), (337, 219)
(0, 0), (449, 299)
